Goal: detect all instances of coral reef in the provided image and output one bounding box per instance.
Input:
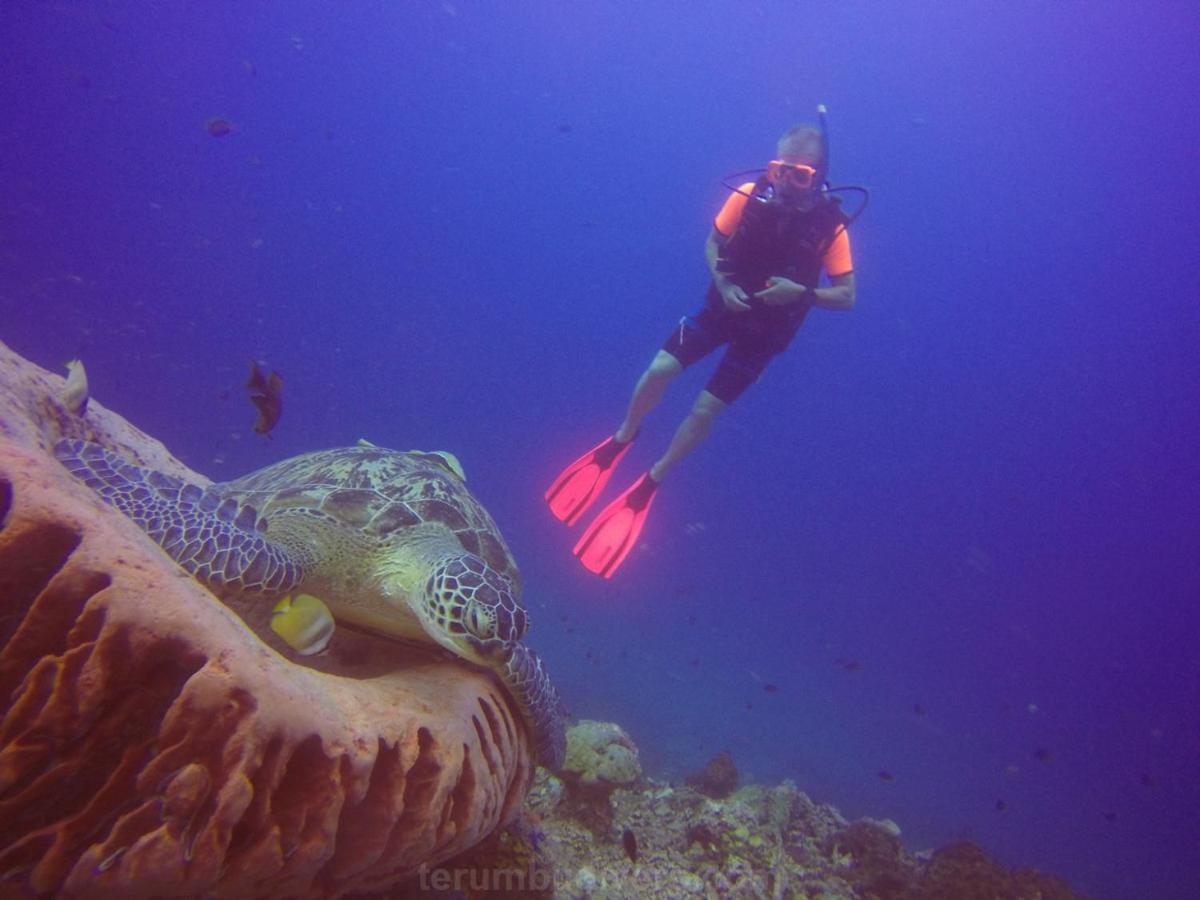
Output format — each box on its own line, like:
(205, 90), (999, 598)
(0, 341), (535, 897)
(561, 719), (642, 792)
(685, 749), (740, 799)
(432, 725), (1085, 899)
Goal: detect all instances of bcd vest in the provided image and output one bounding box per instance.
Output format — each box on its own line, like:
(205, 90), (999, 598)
(712, 179), (849, 347)
(718, 177), (849, 293)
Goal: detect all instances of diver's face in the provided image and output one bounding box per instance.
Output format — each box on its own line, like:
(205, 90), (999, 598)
(768, 157), (820, 207)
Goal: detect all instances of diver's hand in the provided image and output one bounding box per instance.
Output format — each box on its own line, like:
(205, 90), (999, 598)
(755, 277), (807, 306)
(717, 280), (752, 312)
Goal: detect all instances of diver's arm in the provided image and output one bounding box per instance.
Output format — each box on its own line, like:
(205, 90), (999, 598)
(808, 272), (855, 311)
(755, 271), (856, 310)
(706, 228), (751, 310)
(705, 228), (728, 281)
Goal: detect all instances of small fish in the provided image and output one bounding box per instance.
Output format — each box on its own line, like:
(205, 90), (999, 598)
(270, 593), (334, 656)
(1033, 747), (1053, 763)
(246, 361), (283, 436)
(913, 703), (927, 716)
(877, 770), (895, 782)
(835, 658), (863, 672)
(1140, 773), (1157, 788)
(995, 799), (1007, 812)
(621, 827), (638, 863)
(762, 683), (779, 694)
(1103, 811), (1117, 822)
(60, 358), (89, 415)
(206, 117), (235, 137)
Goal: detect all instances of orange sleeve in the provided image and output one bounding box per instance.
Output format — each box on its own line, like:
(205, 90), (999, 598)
(823, 227), (853, 278)
(713, 183), (755, 236)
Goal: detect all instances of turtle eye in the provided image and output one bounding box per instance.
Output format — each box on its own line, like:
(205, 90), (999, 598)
(464, 604), (496, 639)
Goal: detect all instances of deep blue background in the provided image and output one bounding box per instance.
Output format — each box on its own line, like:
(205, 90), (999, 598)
(3, 3), (1198, 897)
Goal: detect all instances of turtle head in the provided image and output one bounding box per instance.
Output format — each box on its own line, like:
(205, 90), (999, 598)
(419, 554), (528, 664)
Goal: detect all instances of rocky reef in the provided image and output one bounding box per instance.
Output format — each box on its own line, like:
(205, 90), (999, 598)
(0, 341), (534, 897)
(411, 720), (1085, 899)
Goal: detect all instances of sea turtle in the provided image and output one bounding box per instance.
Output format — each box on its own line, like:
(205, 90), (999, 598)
(53, 439), (565, 768)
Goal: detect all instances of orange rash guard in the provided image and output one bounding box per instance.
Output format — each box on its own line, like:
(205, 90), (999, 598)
(714, 183), (853, 278)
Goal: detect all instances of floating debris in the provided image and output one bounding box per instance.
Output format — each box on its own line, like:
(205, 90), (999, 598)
(995, 799), (1008, 812)
(834, 657), (863, 672)
(878, 770), (895, 782)
(762, 683), (779, 694)
(1033, 747), (1053, 763)
(206, 117), (234, 138)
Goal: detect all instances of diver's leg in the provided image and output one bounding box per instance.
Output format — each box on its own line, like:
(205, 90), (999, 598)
(648, 390), (726, 481)
(615, 350), (683, 442)
(646, 340), (767, 482)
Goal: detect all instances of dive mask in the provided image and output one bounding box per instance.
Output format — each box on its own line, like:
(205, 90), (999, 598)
(766, 160), (818, 191)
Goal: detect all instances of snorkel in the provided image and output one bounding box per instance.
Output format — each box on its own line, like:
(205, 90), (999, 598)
(816, 103), (831, 188)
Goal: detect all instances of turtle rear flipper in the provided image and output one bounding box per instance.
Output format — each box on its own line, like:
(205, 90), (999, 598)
(53, 440), (303, 595)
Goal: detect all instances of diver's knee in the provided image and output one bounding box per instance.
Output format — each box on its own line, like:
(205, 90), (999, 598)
(691, 391), (726, 421)
(648, 350), (684, 380)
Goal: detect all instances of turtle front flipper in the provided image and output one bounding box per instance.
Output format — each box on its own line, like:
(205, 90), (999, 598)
(502, 642), (567, 769)
(53, 440), (303, 595)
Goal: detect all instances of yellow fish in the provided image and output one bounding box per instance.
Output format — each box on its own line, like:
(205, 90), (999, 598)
(60, 359), (89, 416)
(270, 593), (334, 656)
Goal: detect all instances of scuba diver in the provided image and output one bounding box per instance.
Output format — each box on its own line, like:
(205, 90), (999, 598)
(547, 108), (864, 577)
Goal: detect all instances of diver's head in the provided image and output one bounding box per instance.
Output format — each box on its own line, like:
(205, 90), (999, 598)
(768, 123), (826, 208)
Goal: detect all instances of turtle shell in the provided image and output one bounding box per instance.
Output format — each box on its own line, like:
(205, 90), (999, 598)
(216, 446), (520, 590)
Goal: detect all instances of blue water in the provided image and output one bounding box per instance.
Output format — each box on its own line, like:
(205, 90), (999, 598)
(4, 3), (1198, 897)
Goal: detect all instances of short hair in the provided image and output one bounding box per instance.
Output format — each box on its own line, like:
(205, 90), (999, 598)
(776, 124), (826, 168)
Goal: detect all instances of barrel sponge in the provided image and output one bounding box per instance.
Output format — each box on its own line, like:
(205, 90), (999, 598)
(0, 341), (534, 898)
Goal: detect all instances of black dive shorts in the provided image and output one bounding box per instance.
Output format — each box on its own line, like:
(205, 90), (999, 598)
(661, 293), (793, 404)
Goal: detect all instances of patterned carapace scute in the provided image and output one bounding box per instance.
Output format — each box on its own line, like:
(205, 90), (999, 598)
(222, 446), (521, 588)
